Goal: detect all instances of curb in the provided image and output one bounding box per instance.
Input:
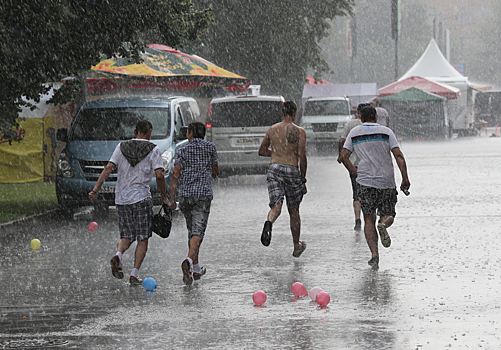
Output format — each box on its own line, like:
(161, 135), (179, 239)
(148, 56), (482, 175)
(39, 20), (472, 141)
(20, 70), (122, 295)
(0, 210), (60, 236)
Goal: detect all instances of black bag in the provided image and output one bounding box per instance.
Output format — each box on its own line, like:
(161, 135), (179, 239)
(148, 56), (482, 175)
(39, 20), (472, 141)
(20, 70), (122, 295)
(151, 205), (172, 238)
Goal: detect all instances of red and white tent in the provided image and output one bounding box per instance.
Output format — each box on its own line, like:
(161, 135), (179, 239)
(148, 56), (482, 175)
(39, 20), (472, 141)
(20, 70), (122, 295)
(379, 76), (460, 100)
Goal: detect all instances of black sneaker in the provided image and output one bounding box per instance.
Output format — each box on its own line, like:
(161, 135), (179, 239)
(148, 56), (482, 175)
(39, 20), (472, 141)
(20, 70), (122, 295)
(182, 259), (193, 285)
(193, 266), (206, 281)
(354, 219), (361, 231)
(129, 276), (143, 286)
(110, 255), (124, 279)
(261, 220), (272, 246)
(377, 223), (391, 248)
(368, 256), (379, 267)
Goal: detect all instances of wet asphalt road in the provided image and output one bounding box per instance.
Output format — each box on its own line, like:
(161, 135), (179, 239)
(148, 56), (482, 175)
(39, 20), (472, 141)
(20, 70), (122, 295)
(1, 133), (501, 349)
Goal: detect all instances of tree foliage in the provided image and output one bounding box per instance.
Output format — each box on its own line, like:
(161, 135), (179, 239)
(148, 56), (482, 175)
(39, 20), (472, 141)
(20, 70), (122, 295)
(319, 0), (431, 87)
(0, 0), (212, 142)
(195, 0), (354, 101)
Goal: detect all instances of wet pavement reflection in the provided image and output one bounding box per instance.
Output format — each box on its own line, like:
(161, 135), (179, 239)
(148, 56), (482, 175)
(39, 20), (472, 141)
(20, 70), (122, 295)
(1, 135), (501, 349)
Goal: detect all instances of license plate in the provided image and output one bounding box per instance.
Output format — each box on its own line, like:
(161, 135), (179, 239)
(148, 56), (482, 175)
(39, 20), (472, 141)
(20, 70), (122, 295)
(233, 137), (261, 146)
(100, 186), (115, 193)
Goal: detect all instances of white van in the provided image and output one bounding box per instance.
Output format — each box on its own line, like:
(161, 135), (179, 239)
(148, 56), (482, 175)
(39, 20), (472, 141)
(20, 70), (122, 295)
(206, 95), (285, 177)
(300, 96), (352, 146)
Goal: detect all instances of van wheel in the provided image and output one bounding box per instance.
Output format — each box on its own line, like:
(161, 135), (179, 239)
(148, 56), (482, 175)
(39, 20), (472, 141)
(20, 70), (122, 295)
(58, 206), (74, 220)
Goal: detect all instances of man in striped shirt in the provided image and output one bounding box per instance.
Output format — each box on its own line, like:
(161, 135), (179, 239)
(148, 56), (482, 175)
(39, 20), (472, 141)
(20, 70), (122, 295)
(340, 106), (410, 268)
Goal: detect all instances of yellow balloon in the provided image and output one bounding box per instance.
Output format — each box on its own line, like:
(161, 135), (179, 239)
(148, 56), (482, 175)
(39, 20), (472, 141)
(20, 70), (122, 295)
(30, 239), (41, 250)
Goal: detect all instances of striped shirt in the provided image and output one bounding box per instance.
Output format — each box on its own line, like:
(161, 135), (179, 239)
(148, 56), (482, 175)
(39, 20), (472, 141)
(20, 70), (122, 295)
(343, 123), (399, 189)
(174, 138), (218, 197)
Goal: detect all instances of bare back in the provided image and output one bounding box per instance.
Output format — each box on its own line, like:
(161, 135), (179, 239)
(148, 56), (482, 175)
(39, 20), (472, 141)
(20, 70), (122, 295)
(259, 120), (306, 168)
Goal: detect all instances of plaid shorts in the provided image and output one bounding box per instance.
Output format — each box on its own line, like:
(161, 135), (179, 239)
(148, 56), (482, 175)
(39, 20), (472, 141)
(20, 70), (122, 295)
(178, 196), (212, 242)
(117, 198), (153, 242)
(356, 183), (398, 217)
(267, 163), (303, 209)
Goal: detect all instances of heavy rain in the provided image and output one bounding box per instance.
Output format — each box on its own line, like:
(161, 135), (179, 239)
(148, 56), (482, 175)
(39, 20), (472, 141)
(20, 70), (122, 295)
(1, 0), (501, 349)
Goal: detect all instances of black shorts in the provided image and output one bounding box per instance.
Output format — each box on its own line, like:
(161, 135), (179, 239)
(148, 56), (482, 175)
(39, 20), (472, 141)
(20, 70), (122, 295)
(356, 183), (397, 217)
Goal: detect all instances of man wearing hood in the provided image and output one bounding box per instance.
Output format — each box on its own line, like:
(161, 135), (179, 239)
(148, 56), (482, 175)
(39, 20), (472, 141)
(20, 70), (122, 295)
(89, 120), (168, 285)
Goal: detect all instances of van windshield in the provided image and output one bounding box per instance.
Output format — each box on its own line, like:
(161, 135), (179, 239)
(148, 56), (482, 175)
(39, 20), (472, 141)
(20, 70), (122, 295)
(211, 101), (283, 127)
(70, 107), (170, 141)
(304, 100), (349, 116)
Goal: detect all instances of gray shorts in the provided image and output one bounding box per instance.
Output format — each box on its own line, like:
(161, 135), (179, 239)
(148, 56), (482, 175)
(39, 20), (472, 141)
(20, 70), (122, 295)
(178, 196), (212, 242)
(117, 198), (153, 242)
(356, 183), (398, 217)
(267, 163), (303, 209)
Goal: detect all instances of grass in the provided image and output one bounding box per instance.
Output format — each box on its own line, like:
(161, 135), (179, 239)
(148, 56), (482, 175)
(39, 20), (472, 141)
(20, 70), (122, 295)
(0, 182), (58, 224)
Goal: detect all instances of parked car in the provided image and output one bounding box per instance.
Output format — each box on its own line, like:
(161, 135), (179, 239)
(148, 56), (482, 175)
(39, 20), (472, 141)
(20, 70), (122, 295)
(206, 95), (285, 177)
(56, 96), (203, 217)
(300, 96), (352, 147)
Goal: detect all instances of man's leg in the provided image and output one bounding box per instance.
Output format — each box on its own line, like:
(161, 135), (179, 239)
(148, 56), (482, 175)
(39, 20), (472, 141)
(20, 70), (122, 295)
(117, 238), (132, 254)
(188, 236), (202, 264)
(379, 215), (394, 228)
(133, 239), (149, 270)
(288, 205), (305, 256)
(353, 200), (362, 231)
(363, 213), (379, 259)
(267, 201), (282, 223)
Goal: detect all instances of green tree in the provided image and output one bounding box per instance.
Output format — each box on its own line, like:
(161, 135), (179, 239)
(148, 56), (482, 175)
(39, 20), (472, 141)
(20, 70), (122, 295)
(319, 0), (431, 87)
(195, 0), (354, 101)
(0, 0), (212, 143)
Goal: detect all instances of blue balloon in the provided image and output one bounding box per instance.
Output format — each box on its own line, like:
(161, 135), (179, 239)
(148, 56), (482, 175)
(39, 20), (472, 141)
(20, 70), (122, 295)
(142, 277), (157, 291)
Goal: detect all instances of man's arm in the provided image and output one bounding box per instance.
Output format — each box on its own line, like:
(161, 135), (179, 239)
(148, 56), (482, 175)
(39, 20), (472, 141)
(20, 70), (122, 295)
(167, 164), (181, 209)
(89, 162), (115, 201)
(155, 168), (169, 206)
(337, 137), (346, 163)
(298, 128), (307, 194)
(212, 164), (219, 178)
(391, 148), (410, 191)
(258, 131), (271, 157)
(340, 149), (357, 178)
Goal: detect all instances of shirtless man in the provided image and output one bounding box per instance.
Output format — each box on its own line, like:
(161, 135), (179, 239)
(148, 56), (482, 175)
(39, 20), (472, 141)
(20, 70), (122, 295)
(258, 100), (308, 257)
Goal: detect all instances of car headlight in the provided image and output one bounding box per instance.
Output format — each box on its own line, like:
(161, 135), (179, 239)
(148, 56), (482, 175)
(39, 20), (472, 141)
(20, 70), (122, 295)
(57, 150), (74, 178)
(338, 122), (345, 129)
(162, 150), (174, 174)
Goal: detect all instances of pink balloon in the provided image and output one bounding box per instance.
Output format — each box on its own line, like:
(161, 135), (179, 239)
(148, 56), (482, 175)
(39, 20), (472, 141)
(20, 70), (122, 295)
(88, 222), (98, 231)
(291, 282), (308, 297)
(253, 290), (267, 306)
(316, 291), (330, 306)
(309, 287), (323, 301)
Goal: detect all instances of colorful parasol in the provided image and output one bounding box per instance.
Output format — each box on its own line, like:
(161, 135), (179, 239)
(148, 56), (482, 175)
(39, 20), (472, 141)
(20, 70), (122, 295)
(90, 44), (251, 92)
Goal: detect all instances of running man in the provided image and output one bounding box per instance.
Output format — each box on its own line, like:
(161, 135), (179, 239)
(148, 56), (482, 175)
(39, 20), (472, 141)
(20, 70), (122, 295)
(168, 122), (219, 285)
(258, 100), (308, 258)
(340, 106), (410, 268)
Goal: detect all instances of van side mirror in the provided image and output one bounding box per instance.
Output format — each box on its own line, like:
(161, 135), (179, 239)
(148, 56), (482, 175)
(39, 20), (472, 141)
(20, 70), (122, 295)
(57, 128), (68, 142)
(175, 126), (188, 142)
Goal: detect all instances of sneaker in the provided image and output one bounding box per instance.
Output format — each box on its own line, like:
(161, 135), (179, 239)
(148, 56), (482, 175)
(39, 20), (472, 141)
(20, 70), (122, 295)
(129, 276), (143, 286)
(377, 223), (391, 248)
(193, 266), (206, 281)
(354, 219), (361, 231)
(261, 220), (272, 246)
(182, 259), (193, 285)
(110, 255), (124, 279)
(368, 256), (379, 267)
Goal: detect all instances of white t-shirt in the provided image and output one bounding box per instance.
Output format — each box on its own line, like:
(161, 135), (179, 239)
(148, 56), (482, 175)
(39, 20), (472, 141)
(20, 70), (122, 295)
(341, 118), (362, 166)
(343, 123), (399, 189)
(109, 139), (164, 205)
(375, 107), (389, 127)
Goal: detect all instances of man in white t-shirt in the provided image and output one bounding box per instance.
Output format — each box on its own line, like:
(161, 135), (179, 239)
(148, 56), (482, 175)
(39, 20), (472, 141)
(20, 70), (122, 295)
(340, 106), (410, 268)
(375, 100), (389, 127)
(89, 120), (168, 285)
(337, 103), (365, 231)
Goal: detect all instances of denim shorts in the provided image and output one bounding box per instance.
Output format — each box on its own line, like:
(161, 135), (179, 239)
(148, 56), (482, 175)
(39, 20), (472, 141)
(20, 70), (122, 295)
(178, 196), (212, 241)
(117, 198), (153, 242)
(356, 183), (398, 217)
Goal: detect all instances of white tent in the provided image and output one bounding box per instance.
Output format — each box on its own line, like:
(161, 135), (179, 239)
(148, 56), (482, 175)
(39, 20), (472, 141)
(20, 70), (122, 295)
(399, 39), (474, 131)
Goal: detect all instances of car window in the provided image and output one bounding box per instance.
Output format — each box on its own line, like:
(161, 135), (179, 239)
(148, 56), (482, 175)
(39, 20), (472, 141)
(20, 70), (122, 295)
(70, 107), (170, 141)
(188, 101), (201, 122)
(304, 100), (350, 116)
(211, 101), (283, 127)
(174, 106), (184, 135)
